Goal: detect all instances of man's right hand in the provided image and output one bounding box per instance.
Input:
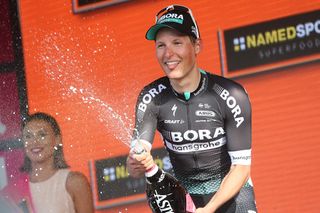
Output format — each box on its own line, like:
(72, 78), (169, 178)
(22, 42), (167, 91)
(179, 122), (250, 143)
(126, 143), (154, 178)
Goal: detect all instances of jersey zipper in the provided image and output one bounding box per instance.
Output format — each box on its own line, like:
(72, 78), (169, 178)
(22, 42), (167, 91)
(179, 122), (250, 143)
(186, 101), (199, 169)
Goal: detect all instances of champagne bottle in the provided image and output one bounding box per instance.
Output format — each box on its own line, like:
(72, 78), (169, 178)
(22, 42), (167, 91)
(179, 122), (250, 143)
(145, 165), (196, 213)
(132, 139), (195, 213)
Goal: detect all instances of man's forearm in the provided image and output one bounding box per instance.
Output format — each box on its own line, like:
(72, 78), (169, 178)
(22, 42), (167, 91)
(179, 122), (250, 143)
(206, 165), (251, 212)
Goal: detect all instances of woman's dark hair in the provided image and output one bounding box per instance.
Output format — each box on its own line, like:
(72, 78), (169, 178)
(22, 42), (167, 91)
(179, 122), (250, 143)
(20, 112), (70, 173)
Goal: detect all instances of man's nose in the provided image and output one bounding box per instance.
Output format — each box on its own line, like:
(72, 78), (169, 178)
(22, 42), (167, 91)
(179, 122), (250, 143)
(164, 46), (174, 58)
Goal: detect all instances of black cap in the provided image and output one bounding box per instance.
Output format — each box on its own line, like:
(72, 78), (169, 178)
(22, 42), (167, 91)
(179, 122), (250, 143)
(146, 5), (200, 40)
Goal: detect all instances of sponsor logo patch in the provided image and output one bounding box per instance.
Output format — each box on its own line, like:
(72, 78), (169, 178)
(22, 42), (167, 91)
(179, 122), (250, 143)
(195, 110), (216, 117)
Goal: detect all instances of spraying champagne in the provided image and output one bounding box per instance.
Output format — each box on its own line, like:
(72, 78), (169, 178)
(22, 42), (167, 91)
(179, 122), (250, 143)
(133, 139), (195, 213)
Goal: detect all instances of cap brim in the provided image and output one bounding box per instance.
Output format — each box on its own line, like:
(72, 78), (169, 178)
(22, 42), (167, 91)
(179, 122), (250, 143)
(145, 24), (175, 40)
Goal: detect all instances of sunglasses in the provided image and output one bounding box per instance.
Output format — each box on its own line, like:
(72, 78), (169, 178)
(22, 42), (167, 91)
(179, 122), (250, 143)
(155, 5), (199, 38)
(156, 5), (190, 21)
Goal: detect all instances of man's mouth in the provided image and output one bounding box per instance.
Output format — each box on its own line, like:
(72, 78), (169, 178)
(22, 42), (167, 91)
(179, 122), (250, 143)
(165, 61), (180, 70)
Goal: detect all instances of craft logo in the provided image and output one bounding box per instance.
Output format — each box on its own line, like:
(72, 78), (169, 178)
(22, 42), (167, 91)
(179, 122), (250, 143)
(223, 9), (320, 72)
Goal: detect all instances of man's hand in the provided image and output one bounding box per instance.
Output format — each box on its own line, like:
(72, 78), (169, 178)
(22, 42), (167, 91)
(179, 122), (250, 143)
(126, 142), (154, 178)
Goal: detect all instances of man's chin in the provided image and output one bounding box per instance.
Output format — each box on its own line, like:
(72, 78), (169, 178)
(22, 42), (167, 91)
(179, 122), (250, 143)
(165, 69), (181, 79)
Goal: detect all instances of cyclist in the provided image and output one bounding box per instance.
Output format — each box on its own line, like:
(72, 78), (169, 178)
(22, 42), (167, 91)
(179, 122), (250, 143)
(126, 4), (257, 213)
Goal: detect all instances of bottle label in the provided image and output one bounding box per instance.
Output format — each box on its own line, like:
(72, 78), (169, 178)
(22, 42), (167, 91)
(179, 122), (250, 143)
(154, 190), (174, 213)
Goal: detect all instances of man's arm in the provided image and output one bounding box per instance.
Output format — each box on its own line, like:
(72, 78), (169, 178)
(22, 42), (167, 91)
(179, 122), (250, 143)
(127, 83), (160, 177)
(197, 80), (253, 212)
(196, 164), (250, 212)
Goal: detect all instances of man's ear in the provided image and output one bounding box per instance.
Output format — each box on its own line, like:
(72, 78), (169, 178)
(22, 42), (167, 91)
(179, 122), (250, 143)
(195, 38), (202, 54)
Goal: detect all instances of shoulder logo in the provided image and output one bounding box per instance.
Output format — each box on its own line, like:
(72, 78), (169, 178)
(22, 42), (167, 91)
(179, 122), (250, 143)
(137, 84), (167, 122)
(138, 84), (167, 113)
(213, 83), (244, 128)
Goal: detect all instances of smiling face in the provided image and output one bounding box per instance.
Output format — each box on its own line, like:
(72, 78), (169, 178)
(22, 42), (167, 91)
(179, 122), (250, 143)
(155, 28), (200, 81)
(22, 119), (59, 165)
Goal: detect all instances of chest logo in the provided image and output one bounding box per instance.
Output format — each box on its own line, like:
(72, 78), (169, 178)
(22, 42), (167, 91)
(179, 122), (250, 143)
(171, 104), (177, 117)
(195, 110), (215, 117)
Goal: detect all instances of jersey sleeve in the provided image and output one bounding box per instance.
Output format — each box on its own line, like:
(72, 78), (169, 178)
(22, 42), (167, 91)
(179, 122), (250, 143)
(217, 81), (252, 165)
(131, 86), (159, 148)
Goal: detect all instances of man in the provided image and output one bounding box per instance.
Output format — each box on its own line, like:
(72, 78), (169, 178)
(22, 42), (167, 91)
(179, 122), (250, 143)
(126, 4), (257, 213)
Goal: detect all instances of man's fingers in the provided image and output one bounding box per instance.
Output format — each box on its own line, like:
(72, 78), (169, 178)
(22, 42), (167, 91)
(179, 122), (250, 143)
(133, 153), (147, 161)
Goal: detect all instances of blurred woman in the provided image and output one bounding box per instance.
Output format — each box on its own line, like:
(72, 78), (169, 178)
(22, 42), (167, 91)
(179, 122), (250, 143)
(21, 112), (94, 213)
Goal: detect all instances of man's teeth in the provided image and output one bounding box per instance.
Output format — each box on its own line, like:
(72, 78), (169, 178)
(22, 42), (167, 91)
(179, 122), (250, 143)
(166, 61), (179, 65)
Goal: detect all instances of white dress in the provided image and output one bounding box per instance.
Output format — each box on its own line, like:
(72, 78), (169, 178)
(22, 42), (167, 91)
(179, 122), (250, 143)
(29, 169), (75, 213)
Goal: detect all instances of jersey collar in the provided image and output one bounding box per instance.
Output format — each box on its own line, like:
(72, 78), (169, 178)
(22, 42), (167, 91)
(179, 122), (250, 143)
(171, 69), (208, 101)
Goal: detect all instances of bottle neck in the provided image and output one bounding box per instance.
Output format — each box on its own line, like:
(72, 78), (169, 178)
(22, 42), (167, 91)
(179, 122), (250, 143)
(146, 165), (164, 183)
(145, 164), (159, 177)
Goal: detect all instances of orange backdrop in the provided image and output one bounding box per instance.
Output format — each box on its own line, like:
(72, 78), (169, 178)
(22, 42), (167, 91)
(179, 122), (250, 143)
(18, 0), (320, 212)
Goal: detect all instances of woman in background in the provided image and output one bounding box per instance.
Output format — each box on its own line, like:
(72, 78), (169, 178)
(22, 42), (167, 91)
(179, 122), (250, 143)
(20, 112), (94, 213)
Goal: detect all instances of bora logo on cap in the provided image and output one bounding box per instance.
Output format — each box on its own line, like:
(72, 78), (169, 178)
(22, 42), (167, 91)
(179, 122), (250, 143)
(158, 13), (184, 24)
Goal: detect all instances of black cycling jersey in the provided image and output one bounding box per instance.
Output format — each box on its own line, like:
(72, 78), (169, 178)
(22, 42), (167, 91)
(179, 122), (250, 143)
(133, 70), (257, 211)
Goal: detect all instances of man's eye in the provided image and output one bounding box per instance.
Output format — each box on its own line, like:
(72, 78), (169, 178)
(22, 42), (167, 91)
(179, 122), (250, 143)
(157, 44), (164, 48)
